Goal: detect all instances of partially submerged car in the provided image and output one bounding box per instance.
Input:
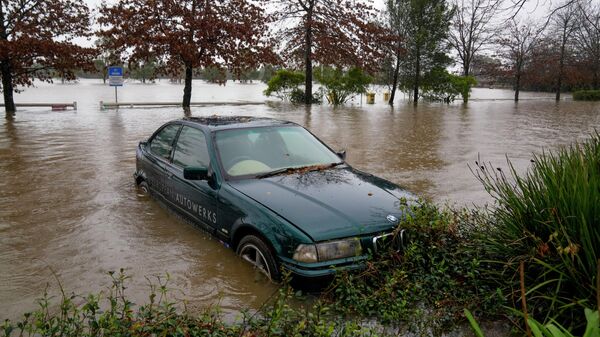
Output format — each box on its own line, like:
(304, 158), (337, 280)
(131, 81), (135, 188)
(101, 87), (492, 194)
(134, 116), (414, 280)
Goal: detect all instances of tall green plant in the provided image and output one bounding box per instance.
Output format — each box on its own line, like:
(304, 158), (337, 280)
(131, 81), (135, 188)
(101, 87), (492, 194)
(314, 67), (371, 105)
(420, 67), (477, 103)
(263, 69), (306, 103)
(465, 308), (600, 337)
(388, 0), (455, 104)
(473, 133), (600, 329)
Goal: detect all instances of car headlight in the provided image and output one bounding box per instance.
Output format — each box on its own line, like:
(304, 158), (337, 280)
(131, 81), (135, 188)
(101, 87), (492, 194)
(293, 238), (362, 263)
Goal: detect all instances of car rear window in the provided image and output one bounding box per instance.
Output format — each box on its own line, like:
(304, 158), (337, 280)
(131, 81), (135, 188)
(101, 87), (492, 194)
(149, 124), (180, 160)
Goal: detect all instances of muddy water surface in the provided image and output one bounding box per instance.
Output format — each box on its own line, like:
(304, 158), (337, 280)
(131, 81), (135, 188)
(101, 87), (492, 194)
(1, 79), (599, 319)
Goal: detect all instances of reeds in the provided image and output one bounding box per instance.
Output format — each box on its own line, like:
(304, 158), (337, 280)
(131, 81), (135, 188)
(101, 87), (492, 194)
(474, 132), (600, 329)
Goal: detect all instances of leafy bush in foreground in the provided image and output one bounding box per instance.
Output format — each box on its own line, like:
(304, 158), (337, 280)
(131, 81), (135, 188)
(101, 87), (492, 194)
(325, 201), (504, 333)
(1, 270), (388, 337)
(474, 132), (600, 330)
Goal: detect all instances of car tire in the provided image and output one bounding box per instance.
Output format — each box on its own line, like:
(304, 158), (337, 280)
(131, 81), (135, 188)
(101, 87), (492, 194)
(237, 235), (280, 281)
(138, 180), (149, 196)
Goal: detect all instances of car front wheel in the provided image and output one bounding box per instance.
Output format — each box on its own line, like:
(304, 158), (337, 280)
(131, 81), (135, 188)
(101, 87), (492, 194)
(137, 180), (149, 196)
(237, 235), (280, 281)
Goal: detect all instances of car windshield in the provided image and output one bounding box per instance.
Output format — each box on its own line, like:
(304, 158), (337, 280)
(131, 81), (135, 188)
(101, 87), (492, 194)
(215, 126), (342, 177)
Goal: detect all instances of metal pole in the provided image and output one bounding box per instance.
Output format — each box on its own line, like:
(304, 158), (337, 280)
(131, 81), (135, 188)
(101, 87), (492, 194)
(115, 86), (118, 103)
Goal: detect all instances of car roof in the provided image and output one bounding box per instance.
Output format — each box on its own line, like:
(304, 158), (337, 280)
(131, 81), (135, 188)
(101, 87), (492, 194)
(180, 116), (298, 131)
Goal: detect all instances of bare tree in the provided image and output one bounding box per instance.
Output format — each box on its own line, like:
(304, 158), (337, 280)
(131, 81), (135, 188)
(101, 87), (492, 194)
(496, 19), (542, 101)
(574, 0), (600, 89)
(549, 0), (578, 100)
(448, 0), (502, 77)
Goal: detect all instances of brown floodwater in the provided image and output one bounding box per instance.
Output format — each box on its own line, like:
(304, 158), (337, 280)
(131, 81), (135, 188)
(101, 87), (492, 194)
(1, 79), (599, 320)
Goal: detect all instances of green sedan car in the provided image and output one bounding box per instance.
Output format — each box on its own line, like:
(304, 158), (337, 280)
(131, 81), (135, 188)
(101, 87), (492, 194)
(134, 116), (414, 280)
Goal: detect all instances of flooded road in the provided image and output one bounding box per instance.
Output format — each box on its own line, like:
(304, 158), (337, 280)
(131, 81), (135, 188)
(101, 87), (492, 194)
(1, 79), (599, 320)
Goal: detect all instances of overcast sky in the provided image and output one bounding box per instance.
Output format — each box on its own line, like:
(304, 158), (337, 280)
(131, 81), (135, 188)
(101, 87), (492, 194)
(80, 0), (551, 46)
(83, 0), (550, 16)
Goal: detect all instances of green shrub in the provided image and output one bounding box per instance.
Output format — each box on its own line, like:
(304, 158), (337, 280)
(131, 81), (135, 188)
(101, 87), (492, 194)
(314, 67), (371, 105)
(474, 132), (600, 330)
(263, 69), (313, 103)
(420, 67), (477, 103)
(573, 90), (600, 101)
(325, 200), (504, 333)
(0, 270), (389, 337)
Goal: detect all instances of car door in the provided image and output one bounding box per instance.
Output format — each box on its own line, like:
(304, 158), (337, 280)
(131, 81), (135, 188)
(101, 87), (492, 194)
(165, 125), (218, 232)
(143, 123), (181, 200)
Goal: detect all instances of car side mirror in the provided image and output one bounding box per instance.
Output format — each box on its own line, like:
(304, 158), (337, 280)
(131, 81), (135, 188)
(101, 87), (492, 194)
(337, 150), (347, 161)
(183, 167), (209, 180)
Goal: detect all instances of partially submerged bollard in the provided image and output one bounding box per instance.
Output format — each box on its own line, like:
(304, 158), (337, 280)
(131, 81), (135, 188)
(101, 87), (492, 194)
(51, 104), (68, 111)
(366, 92), (375, 104)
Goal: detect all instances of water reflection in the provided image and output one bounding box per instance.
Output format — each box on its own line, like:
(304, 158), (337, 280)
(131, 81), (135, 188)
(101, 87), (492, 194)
(1, 79), (599, 320)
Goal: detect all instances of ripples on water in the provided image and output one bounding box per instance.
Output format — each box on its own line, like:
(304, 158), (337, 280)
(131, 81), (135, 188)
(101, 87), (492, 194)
(1, 79), (599, 320)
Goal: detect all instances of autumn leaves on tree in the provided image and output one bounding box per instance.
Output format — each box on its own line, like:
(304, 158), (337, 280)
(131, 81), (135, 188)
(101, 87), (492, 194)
(0, 0), (386, 116)
(98, 0), (275, 109)
(3, 0), (600, 117)
(272, 0), (385, 104)
(0, 0), (95, 118)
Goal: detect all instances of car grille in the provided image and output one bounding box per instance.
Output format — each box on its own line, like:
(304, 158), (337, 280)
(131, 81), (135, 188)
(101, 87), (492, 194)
(372, 229), (407, 254)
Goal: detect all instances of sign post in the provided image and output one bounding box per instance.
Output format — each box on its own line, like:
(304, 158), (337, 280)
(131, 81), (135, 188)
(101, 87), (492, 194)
(108, 66), (124, 104)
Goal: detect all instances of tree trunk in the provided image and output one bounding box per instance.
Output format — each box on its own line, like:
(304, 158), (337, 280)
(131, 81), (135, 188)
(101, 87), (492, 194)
(0, 1), (15, 118)
(413, 50), (420, 105)
(389, 42), (402, 106)
(1, 60), (16, 118)
(183, 64), (193, 108)
(514, 70), (521, 102)
(304, 8), (313, 104)
(555, 50), (564, 101)
(555, 30), (567, 101)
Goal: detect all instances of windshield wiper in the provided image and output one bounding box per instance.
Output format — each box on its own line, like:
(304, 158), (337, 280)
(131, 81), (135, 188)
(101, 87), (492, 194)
(256, 167), (292, 179)
(256, 162), (344, 179)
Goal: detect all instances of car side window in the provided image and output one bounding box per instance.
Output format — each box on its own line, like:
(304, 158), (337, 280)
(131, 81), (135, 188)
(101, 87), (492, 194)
(172, 126), (210, 168)
(149, 124), (180, 160)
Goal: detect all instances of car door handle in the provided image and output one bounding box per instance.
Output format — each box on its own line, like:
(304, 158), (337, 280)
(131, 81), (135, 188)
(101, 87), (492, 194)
(167, 173), (174, 179)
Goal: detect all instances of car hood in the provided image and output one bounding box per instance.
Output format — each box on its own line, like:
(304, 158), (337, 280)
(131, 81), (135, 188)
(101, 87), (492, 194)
(228, 166), (415, 242)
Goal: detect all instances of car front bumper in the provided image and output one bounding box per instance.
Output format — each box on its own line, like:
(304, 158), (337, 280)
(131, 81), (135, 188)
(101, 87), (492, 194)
(278, 229), (407, 278)
(279, 255), (370, 278)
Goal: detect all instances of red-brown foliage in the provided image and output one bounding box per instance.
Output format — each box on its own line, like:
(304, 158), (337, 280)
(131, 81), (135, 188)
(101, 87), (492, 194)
(98, 0), (275, 106)
(0, 0), (95, 116)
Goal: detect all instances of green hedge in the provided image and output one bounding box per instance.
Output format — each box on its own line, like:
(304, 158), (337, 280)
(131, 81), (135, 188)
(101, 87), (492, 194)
(573, 90), (600, 101)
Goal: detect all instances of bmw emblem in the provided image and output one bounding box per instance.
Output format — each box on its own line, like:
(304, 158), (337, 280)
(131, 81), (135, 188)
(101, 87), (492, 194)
(386, 215), (398, 223)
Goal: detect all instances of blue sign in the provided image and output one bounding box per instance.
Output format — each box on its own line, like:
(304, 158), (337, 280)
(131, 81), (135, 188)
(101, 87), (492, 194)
(108, 66), (123, 77)
(108, 66), (124, 87)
